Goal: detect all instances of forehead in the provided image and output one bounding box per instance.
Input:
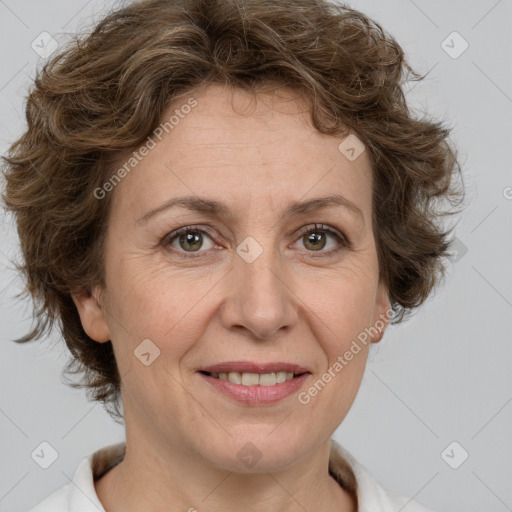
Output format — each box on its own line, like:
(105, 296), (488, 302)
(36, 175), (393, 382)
(109, 83), (373, 226)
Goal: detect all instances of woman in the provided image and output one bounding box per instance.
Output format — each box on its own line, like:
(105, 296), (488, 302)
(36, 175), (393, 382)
(2, 0), (464, 510)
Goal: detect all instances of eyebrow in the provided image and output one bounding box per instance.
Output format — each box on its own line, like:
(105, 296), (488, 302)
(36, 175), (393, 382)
(136, 194), (364, 225)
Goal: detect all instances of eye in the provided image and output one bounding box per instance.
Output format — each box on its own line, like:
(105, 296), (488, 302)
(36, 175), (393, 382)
(293, 223), (349, 257)
(162, 223), (349, 260)
(162, 226), (216, 259)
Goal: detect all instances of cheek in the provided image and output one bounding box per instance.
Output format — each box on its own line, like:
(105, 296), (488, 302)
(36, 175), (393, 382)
(300, 275), (373, 424)
(308, 264), (378, 350)
(104, 256), (218, 361)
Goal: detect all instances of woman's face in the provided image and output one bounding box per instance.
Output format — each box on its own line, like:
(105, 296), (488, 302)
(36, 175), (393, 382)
(75, 83), (390, 472)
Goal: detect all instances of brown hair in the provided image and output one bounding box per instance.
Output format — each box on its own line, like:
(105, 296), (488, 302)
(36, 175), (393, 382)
(1, 0), (465, 422)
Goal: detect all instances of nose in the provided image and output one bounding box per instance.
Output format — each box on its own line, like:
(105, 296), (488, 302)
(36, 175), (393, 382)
(219, 242), (299, 340)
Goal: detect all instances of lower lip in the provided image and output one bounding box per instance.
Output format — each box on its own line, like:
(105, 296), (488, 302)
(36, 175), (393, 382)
(197, 372), (310, 405)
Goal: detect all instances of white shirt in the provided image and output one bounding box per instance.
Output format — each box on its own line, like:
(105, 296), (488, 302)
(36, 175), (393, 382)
(27, 439), (438, 511)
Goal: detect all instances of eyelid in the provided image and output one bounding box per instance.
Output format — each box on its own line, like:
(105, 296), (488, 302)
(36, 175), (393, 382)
(294, 223), (349, 245)
(161, 223), (350, 258)
(292, 223), (350, 257)
(161, 225), (219, 258)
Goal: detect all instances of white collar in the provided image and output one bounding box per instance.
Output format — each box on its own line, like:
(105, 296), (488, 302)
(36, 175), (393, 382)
(31, 439), (436, 511)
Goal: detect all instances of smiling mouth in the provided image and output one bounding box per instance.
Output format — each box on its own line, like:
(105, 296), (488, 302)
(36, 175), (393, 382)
(198, 370), (308, 386)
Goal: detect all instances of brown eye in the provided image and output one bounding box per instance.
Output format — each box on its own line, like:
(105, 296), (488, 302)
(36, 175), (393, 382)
(302, 231), (328, 251)
(177, 230), (204, 252)
(163, 226), (216, 258)
(294, 224), (348, 257)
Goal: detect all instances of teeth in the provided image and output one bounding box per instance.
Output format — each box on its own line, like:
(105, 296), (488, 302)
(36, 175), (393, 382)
(242, 372), (260, 385)
(212, 371), (297, 386)
(259, 373), (277, 386)
(227, 372), (241, 384)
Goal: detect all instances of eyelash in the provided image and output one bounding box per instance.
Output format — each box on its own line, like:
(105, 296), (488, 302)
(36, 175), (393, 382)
(161, 223), (350, 260)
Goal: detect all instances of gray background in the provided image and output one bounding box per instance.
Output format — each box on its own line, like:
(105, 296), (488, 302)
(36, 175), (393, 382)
(0, 0), (511, 511)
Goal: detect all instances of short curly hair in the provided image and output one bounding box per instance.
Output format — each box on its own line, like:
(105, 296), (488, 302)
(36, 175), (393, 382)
(1, 0), (464, 422)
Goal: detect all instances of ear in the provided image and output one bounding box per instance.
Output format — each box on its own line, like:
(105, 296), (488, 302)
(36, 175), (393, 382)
(371, 280), (391, 343)
(71, 285), (110, 343)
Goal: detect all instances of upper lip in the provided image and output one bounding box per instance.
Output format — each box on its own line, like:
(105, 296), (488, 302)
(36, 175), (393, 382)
(198, 361), (311, 374)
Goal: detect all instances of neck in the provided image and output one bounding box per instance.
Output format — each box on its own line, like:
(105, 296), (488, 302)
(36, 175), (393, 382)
(95, 433), (357, 512)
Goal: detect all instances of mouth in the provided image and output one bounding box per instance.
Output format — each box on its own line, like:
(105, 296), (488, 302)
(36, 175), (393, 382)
(198, 370), (309, 387)
(196, 368), (311, 404)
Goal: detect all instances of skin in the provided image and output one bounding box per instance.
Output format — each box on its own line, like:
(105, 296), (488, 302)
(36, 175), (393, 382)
(73, 82), (391, 512)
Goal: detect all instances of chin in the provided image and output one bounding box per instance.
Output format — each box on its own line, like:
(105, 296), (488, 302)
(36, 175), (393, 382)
(199, 431), (309, 474)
